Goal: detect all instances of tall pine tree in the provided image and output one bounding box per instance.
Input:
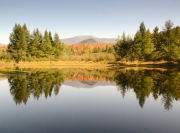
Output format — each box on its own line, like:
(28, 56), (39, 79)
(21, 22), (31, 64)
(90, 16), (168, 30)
(7, 24), (27, 63)
(133, 22), (155, 60)
(29, 28), (44, 58)
(152, 26), (161, 51)
(22, 24), (30, 46)
(53, 33), (64, 58)
(161, 20), (179, 61)
(42, 30), (53, 57)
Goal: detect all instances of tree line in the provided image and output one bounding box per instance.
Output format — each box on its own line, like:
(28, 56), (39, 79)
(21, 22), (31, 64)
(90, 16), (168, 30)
(5, 23), (115, 63)
(5, 20), (180, 63)
(114, 20), (180, 62)
(7, 24), (64, 62)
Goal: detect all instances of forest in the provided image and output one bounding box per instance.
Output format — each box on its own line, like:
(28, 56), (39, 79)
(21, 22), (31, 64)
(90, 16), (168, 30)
(0, 20), (180, 63)
(0, 23), (114, 63)
(114, 20), (180, 62)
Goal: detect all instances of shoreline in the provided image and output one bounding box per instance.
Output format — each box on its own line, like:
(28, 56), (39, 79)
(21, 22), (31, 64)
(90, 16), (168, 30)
(0, 61), (180, 76)
(0, 60), (180, 69)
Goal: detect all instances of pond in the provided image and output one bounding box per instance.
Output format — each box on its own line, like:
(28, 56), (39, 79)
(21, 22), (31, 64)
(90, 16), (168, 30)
(0, 68), (180, 133)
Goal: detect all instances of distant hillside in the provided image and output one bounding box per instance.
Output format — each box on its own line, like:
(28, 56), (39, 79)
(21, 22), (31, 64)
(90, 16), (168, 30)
(0, 43), (6, 46)
(79, 38), (97, 44)
(63, 80), (116, 89)
(61, 35), (116, 44)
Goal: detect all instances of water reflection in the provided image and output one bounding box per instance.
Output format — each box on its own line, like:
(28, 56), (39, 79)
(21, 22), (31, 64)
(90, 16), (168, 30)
(8, 70), (64, 104)
(115, 69), (180, 110)
(7, 68), (180, 110)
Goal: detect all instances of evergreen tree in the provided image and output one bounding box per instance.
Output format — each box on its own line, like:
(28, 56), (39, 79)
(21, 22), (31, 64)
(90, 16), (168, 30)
(114, 35), (122, 60)
(53, 33), (64, 58)
(152, 26), (161, 51)
(29, 29), (44, 58)
(142, 29), (155, 56)
(42, 30), (53, 57)
(161, 20), (180, 61)
(175, 26), (180, 46)
(133, 22), (155, 60)
(133, 31), (143, 60)
(22, 24), (31, 46)
(49, 31), (53, 45)
(22, 24), (31, 57)
(140, 22), (146, 36)
(150, 26), (163, 60)
(114, 33), (133, 61)
(7, 24), (27, 63)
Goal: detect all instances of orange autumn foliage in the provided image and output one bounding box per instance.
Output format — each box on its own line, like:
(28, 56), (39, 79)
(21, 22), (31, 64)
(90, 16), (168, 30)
(68, 43), (115, 55)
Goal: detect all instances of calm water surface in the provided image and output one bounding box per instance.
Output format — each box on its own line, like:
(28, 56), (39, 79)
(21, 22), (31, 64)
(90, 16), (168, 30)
(0, 68), (180, 133)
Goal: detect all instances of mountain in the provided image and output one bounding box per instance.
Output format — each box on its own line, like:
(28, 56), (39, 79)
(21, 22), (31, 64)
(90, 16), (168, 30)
(61, 35), (116, 44)
(0, 43), (6, 46)
(63, 80), (116, 89)
(79, 38), (97, 44)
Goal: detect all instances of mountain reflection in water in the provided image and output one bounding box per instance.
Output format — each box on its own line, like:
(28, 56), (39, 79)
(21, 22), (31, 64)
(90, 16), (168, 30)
(7, 68), (180, 110)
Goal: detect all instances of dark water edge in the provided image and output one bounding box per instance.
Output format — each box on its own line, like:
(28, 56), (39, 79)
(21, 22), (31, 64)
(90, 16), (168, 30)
(0, 68), (180, 133)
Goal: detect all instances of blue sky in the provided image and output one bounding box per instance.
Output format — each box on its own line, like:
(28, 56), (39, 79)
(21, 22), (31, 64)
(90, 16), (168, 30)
(0, 0), (180, 44)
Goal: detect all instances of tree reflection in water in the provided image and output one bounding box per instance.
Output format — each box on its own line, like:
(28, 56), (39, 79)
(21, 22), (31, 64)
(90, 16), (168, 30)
(8, 68), (180, 110)
(9, 70), (64, 105)
(115, 69), (180, 110)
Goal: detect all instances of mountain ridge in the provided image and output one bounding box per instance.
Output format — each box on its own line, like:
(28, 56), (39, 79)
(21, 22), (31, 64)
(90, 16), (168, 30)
(79, 38), (97, 44)
(63, 80), (116, 89)
(61, 35), (116, 44)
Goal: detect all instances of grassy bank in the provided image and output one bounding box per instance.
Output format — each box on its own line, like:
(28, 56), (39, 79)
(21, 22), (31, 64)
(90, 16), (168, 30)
(0, 61), (111, 69)
(110, 60), (180, 68)
(1, 60), (180, 69)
